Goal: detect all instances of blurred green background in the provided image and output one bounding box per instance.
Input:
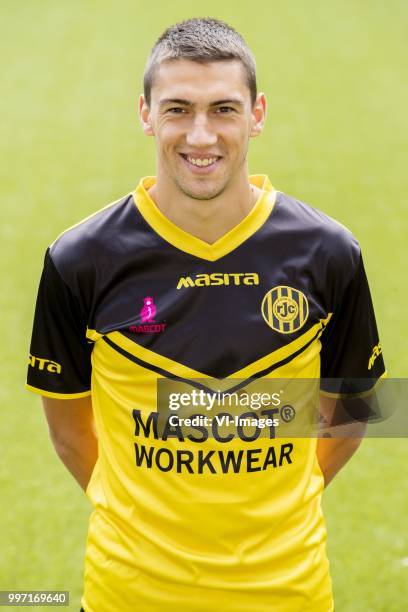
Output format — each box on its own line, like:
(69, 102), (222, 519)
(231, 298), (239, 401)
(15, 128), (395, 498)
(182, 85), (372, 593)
(1, 1), (407, 610)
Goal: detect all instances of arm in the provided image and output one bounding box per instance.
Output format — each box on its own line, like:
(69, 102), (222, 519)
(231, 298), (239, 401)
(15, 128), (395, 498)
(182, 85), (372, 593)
(316, 394), (367, 488)
(42, 395), (98, 491)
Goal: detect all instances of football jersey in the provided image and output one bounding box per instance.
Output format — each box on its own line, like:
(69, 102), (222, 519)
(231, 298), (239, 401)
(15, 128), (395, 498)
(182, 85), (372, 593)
(26, 175), (385, 612)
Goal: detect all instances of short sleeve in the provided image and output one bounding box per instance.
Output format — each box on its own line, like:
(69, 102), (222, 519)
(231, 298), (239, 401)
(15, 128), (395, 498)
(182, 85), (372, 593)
(320, 252), (385, 395)
(26, 248), (92, 399)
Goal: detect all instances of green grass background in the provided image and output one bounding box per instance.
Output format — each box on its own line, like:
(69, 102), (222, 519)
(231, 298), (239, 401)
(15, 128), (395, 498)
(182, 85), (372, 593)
(1, 1), (407, 610)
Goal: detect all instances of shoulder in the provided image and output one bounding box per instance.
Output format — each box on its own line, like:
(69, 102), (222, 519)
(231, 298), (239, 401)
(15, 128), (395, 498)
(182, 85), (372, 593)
(274, 191), (361, 273)
(44, 192), (139, 309)
(48, 192), (135, 279)
(268, 191), (363, 309)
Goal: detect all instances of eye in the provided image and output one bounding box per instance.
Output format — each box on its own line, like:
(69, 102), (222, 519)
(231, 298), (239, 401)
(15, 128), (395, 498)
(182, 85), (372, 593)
(167, 107), (187, 114)
(216, 106), (235, 113)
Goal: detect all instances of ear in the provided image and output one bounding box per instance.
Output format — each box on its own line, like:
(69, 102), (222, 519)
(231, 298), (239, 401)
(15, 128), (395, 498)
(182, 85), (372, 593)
(250, 93), (266, 138)
(139, 94), (154, 136)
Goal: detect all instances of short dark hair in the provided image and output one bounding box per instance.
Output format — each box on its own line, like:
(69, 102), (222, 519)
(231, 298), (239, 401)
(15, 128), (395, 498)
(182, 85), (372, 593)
(143, 18), (257, 107)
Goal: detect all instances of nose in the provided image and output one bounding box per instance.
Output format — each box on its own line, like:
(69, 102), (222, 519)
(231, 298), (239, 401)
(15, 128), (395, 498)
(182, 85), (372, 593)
(186, 113), (217, 148)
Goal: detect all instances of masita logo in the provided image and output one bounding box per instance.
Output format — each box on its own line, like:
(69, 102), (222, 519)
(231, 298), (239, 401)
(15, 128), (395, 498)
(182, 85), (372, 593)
(129, 296), (167, 334)
(29, 355), (61, 374)
(177, 272), (259, 289)
(368, 343), (382, 370)
(262, 286), (309, 334)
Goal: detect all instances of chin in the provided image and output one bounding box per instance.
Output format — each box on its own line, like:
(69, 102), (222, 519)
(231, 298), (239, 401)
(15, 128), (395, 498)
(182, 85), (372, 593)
(177, 178), (227, 201)
(181, 186), (225, 201)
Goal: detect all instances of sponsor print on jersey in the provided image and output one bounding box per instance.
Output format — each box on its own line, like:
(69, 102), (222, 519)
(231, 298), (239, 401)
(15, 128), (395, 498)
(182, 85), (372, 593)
(261, 286), (309, 334)
(129, 296), (167, 334)
(368, 343), (382, 370)
(176, 272), (259, 289)
(132, 409), (293, 475)
(28, 355), (62, 374)
(140, 296), (156, 322)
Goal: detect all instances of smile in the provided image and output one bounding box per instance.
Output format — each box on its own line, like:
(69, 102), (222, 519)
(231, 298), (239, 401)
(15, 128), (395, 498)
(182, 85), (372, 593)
(179, 153), (222, 172)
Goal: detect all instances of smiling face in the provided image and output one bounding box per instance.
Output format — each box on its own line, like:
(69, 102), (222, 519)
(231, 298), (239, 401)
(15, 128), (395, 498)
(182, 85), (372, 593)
(140, 59), (266, 201)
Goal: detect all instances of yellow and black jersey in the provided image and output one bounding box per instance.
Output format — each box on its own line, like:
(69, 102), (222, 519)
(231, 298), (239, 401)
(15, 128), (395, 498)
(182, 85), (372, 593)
(26, 175), (385, 612)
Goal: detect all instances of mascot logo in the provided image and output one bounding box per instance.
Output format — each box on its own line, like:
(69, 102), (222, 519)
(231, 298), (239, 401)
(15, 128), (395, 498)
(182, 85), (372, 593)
(140, 296), (156, 323)
(129, 296), (166, 334)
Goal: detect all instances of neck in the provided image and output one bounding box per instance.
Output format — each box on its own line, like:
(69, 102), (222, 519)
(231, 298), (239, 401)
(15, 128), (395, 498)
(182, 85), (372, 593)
(147, 170), (262, 244)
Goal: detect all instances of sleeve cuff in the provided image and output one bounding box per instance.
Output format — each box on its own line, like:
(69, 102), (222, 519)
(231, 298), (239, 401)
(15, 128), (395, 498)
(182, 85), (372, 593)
(25, 383), (91, 400)
(319, 371), (388, 399)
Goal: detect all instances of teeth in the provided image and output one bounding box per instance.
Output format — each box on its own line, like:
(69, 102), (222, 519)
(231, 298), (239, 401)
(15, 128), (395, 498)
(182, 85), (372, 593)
(186, 156), (218, 167)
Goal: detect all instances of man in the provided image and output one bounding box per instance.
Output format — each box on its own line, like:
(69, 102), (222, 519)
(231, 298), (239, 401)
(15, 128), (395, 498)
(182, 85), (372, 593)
(26, 17), (385, 612)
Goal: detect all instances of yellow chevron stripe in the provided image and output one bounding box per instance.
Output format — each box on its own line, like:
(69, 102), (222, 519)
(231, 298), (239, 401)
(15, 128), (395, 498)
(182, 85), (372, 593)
(107, 331), (210, 379)
(231, 317), (330, 378)
(86, 328), (103, 341)
(104, 315), (332, 381)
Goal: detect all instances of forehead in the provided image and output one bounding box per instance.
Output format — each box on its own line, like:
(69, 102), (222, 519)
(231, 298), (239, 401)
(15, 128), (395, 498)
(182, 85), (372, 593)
(150, 59), (250, 105)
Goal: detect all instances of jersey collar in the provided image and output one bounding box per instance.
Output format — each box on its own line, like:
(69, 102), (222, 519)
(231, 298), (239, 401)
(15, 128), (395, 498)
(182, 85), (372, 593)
(133, 175), (277, 262)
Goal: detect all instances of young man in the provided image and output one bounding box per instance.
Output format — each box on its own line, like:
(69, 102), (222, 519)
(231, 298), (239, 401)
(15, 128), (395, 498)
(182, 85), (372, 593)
(26, 18), (385, 612)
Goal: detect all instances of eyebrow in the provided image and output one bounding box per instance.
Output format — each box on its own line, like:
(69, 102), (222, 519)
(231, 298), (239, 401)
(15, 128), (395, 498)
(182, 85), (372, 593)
(158, 98), (245, 108)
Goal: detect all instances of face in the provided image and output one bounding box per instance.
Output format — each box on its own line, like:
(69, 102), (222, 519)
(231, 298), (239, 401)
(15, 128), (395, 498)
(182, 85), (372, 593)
(140, 59), (266, 200)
